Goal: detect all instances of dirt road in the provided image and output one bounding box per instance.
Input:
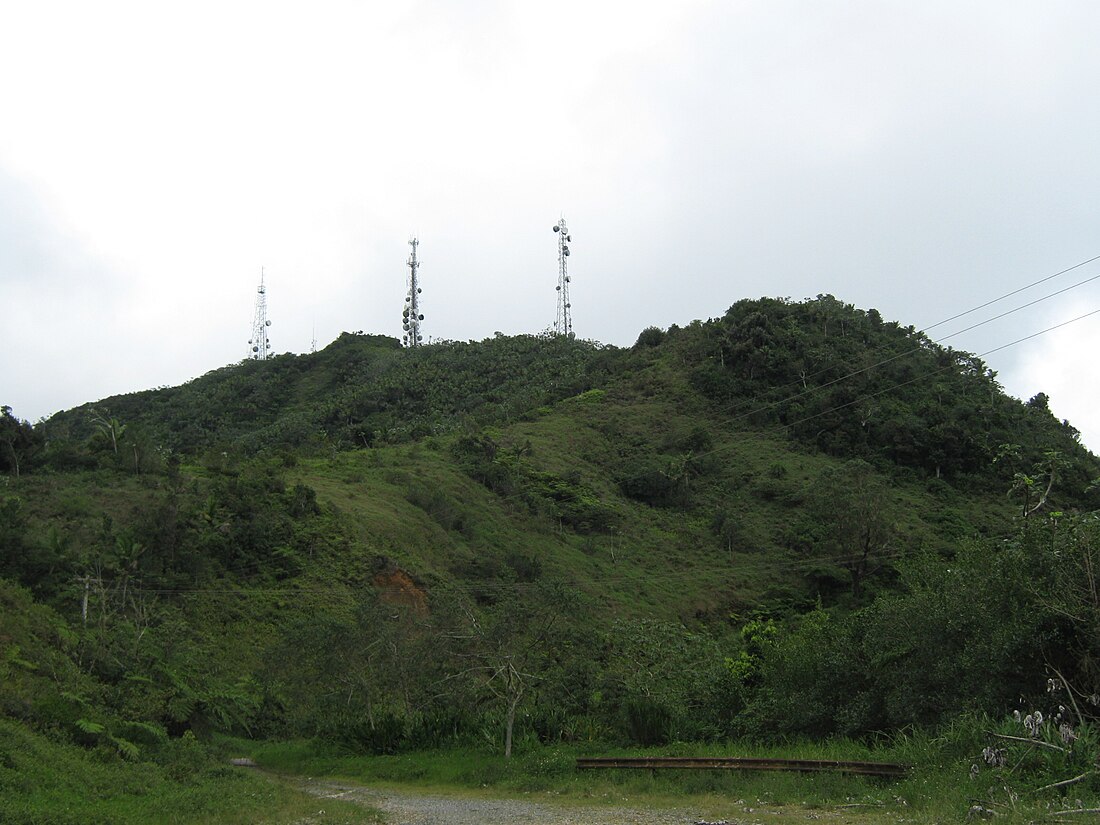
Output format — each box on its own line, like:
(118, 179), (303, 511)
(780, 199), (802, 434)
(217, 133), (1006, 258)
(298, 779), (693, 824)
(295, 777), (884, 825)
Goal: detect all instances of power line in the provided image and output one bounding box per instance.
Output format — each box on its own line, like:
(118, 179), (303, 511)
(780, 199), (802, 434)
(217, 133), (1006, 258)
(692, 306), (1100, 464)
(705, 256), (1100, 434)
(920, 253), (1100, 334)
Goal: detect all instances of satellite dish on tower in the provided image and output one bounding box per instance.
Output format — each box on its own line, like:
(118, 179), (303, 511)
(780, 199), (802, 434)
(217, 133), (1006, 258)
(552, 217), (574, 337)
(402, 236), (426, 347)
(247, 268), (273, 359)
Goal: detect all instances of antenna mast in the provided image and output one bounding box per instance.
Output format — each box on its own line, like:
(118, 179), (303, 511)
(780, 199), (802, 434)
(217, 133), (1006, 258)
(402, 237), (425, 346)
(247, 268), (272, 359)
(552, 217), (573, 337)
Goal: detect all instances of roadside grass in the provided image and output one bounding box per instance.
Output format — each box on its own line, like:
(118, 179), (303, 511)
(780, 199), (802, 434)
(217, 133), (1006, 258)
(250, 726), (1099, 825)
(0, 720), (380, 825)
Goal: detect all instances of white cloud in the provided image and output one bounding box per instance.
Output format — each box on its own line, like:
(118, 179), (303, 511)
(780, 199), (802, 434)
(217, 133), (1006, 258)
(2, 1), (1100, 457)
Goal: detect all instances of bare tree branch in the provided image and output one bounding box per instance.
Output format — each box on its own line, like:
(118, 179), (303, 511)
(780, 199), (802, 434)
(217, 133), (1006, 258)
(1036, 771), (1095, 794)
(986, 731), (1068, 753)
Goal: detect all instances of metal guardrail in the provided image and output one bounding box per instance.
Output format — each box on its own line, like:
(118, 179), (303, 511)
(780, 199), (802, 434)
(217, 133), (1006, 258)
(575, 756), (909, 778)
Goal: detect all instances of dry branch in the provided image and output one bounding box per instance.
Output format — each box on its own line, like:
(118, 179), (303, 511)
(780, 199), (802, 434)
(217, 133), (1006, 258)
(985, 731), (1067, 753)
(1035, 771), (1095, 794)
(1050, 808), (1100, 817)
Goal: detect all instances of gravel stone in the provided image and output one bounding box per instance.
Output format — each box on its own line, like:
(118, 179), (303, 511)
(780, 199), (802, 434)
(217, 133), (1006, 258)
(299, 779), (719, 825)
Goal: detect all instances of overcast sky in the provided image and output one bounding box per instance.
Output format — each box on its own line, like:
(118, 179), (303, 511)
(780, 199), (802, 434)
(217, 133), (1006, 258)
(2, 1), (1100, 454)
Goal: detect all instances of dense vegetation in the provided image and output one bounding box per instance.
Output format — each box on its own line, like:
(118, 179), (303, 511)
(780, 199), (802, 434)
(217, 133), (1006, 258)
(4, 295), (1100, 821)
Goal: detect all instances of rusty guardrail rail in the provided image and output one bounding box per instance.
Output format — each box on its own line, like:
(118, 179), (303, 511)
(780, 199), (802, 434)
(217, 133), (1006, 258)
(576, 756), (909, 778)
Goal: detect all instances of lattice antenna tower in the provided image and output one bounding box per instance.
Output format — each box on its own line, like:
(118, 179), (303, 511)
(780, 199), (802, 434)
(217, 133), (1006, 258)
(247, 268), (273, 359)
(552, 217), (574, 337)
(402, 237), (425, 346)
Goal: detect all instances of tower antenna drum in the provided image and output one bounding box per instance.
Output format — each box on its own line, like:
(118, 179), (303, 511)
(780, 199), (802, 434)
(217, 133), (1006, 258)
(402, 237), (425, 347)
(552, 217), (574, 337)
(247, 267), (273, 359)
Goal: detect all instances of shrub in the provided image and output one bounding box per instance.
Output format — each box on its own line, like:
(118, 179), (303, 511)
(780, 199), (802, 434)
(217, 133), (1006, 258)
(622, 697), (673, 746)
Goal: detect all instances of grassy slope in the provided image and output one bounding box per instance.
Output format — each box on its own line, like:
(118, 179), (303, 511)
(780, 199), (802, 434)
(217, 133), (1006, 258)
(0, 582), (378, 825)
(0, 720), (379, 825)
(270, 362), (1015, 624)
(9, 358), (1019, 626)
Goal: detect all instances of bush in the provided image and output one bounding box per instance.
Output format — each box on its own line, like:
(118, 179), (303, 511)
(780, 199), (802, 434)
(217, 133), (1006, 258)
(622, 697), (673, 746)
(327, 711), (408, 755)
(617, 455), (689, 507)
(406, 483), (466, 532)
(736, 609), (877, 738)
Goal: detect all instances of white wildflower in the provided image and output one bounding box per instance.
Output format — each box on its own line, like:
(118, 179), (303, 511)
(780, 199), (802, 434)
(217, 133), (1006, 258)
(1059, 723), (1077, 745)
(982, 746), (1006, 767)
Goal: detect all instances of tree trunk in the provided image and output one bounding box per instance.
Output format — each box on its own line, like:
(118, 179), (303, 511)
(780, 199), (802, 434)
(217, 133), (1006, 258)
(505, 693), (520, 758)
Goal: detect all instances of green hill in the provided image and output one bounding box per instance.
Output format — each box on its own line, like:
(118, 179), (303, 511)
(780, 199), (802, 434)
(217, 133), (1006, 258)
(3, 295), (1100, 813)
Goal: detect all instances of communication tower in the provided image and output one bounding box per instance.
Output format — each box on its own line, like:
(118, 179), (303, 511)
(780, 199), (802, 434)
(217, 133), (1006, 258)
(552, 217), (573, 337)
(247, 268), (273, 359)
(402, 237), (425, 346)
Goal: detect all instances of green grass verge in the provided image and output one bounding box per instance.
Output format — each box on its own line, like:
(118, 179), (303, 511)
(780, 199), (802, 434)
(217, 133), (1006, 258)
(0, 720), (380, 825)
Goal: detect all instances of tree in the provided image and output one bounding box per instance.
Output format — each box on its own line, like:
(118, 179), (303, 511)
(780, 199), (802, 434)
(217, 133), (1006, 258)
(0, 496), (29, 579)
(1030, 513), (1100, 697)
(447, 584), (573, 758)
(806, 460), (897, 599)
(0, 406), (41, 476)
(862, 529), (1056, 728)
(736, 609), (873, 738)
(721, 309), (776, 381)
(599, 618), (727, 743)
(89, 409), (125, 456)
(634, 326), (666, 348)
(996, 444), (1067, 518)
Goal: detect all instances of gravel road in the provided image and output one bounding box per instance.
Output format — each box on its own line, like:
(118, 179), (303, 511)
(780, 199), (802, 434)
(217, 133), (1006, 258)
(298, 779), (718, 825)
(294, 777), (879, 825)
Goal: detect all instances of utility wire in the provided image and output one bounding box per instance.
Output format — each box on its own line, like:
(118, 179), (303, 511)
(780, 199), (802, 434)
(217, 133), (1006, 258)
(691, 306), (1100, 464)
(920, 252), (1100, 333)
(705, 259), (1100, 433)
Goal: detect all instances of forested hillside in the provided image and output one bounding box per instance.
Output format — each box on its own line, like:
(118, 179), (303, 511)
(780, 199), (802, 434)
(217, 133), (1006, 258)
(4, 295), (1100, 819)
